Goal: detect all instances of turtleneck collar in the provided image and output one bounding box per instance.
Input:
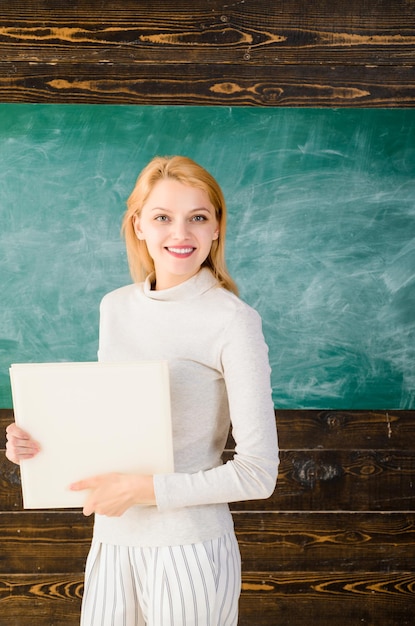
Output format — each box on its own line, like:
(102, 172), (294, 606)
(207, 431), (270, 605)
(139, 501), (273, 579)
(143, 268), (219, 301)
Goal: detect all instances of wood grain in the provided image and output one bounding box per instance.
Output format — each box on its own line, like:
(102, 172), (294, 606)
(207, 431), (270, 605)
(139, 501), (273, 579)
(1, 510), (414, 574)
(0, 62), (413, 106)
(0, 0), (413, 106)
(238, 572), (415, 626)
(275, 410), (415, 450)
(1, 571), (414, 626)
(2, 407), (414, 623)
(1, 1), (414, 66)
(2, 448), (414, 512)
(0, 574), (83, 625)
(236, 512), (415, 572)
(2, 411), (415, 513)
(3, 409), (414, 449)
(0, 511), (92, 574)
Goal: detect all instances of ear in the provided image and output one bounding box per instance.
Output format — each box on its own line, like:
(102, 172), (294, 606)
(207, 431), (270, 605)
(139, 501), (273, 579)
(212, 225), (220, 241)
(133, 215), (145, 241)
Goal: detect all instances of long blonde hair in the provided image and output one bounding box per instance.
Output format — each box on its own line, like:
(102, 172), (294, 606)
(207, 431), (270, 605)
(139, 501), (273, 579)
(121, 155), (238, 295)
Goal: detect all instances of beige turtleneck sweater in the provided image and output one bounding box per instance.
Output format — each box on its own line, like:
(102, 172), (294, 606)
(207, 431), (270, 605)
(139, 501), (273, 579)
(93, 268), (279, 547)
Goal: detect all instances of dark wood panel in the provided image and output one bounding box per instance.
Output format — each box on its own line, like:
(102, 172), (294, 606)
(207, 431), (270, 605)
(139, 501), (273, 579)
(276, 410), (415, 450)
(0, 454), (23, 510)
(3, 0), (414, 25)
(0, 574), (83, 625)
(235, 449), (415, 512)
(0, 61), (413, 106)
(1, 0), (414, 67)
(0, 22), (414, 66)
(236, 512), (415, 572)
(2, 448), (415, 512)
(3, 410), (415, 450)
(1, 510), (414, 574)
(239, 572), (415, 626)
(1, 571), (414, 626)
(0, 453), (22, 510)
(0, 410), (12, 448)
(1, 43), (414, 67)
(0, 0), (413, 105)
(0, 511), (92, 574)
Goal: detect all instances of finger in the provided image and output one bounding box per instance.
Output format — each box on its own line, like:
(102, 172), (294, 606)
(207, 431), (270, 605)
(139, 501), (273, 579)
(5, 449), (20, 464)
(12, 442), (40, 457)
(70, 477), (98, 491)
(13, 438), (39, 450)
(6, 442), (39, 464)
(69, 481), (87, 491)
(16, 448), (39, 459)
(6, 424), (30, 439)
(6, 425), (40, 453)
(83, 501), (95, 516)
(80, 489), (99, 516)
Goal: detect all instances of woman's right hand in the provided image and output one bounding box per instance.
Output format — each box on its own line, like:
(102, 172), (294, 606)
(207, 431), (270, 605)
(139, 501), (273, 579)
(5, 423), (40, 465)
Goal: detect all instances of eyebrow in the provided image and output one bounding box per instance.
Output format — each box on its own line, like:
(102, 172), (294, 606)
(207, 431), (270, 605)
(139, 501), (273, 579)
(149, 206), (213, 213)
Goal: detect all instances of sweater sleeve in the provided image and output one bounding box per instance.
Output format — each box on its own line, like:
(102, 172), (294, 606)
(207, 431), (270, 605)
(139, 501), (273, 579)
(153, 305), (279, 511)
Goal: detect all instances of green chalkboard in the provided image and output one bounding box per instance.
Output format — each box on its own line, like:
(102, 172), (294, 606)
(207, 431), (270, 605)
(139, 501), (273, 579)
(1, 105), (414, 409)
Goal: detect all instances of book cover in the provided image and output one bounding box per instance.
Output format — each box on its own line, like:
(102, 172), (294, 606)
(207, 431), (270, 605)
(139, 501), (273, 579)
(10, 361), (173, 509)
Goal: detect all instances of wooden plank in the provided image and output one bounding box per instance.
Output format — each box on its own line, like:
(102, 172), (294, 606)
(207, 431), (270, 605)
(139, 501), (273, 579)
(0, 574), (83, 625)
(0, 0), (413, 106)
(0, 1), (414, 66)
(1, 41), (414, 68)
(235, 512), (415, 572)
(0, 511), (92, 574)
(1, 571), (414, 626)
(238, 572), (415, 626)
(0, 453), (22, 510)
(0, 30), (414, 67)
(0, 61), (413, 106)
(232, 449), (415, 512)
(3, 410), (415, 450)
(0, 408), (13, 442)
(0, 454), (24, 510)
(2, 448), (415, 512)
(3, 409), (415, 512)
(275, 410), (415, 450)
(1, 510), (414, 574)
(2, 0), (414, 27)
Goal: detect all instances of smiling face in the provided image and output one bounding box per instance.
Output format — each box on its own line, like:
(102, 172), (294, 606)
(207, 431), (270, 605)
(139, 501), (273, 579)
(133, 178), (219, 290)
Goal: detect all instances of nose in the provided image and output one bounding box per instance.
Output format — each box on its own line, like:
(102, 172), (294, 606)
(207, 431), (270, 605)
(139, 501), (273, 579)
(172, 218), (190, 240)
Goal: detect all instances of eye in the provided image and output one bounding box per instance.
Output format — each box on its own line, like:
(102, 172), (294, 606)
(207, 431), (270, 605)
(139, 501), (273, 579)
(191, 214), (208, 222)
(155, 215), (169, 222)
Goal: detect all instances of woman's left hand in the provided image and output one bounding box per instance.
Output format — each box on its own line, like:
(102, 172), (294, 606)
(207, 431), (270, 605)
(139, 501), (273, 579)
(70, 473), (156, 517)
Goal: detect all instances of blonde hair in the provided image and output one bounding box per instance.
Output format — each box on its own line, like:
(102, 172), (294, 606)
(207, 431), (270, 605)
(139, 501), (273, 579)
(121, 155), (238, 295)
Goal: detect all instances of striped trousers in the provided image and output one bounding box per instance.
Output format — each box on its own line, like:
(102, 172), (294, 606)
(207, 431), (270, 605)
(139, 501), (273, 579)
(80, 532), (241, 626)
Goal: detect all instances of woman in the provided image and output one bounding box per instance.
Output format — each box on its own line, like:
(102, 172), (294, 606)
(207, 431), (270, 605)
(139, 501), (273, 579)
(6, 155), (279, 626)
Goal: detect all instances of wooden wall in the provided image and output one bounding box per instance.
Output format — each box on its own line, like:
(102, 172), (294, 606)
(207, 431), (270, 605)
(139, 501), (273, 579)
(1, 1), (415, 625)
(1, 409), (415, 624)
(0, 0), (414, 107)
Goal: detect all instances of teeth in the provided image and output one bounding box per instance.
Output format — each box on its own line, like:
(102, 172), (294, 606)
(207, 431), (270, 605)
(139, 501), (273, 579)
(168, 247), (194, 254)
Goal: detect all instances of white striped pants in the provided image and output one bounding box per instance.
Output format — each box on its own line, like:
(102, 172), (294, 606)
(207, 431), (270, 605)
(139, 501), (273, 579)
(80, 532), (241, 626)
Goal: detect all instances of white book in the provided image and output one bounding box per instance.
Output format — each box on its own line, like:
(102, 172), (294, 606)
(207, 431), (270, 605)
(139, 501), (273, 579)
(9, 361), (173, 509)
